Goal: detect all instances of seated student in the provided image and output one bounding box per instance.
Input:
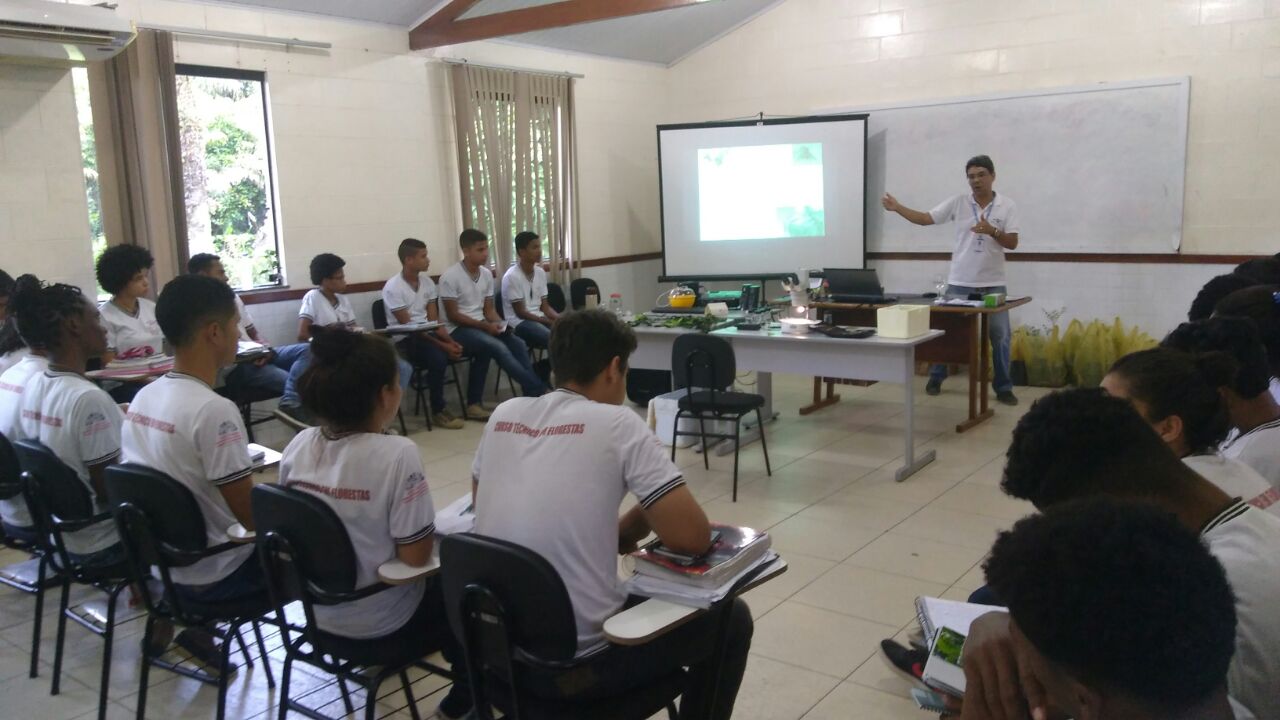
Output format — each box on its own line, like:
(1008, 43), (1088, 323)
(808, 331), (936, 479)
(8, 276), (123, 563)
(975, 499), (1247, 720)
(279, 327), (472, 720)
(0, 268), (29, 375)
(382, 238), (465, 430)
(188, 253), (311, 410)
(501, 231), (559, 350)
(965, 388), (1280, 720)
(96, 245), (163, 363)
(280, 253), (412, 428)
(1189, 273), (1258, 322)
(0, 273), (49, 542)
(471, 310), (751, 720)
(440, 229), (546, 418)
(120, 275), (267, 663)
(1215, 284), (1280, 403)
(1102, 347), (1279, 514)
(1233, 257), (1280, 285)
(1163, 317), (1280, 489)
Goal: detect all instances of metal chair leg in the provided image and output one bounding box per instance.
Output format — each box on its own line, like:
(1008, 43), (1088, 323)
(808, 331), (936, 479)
(50, 577), (70, 694)
(251, 620), (276, 688)
(699, 416), (710, 470)
(400, 669), (422, 720)
(731, 417), (741, 502)
(275, 654), (293, 720)
(338, 675), (356, 715)
(756, 408), (772, 476)
(29, 554), (48, 678)
(96, 585), (123, 720)
(136, 616), (155, 720)
(452, 364), (469, 420)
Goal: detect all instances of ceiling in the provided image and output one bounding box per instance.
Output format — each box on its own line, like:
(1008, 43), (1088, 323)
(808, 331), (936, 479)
(200, 0), (783, 65)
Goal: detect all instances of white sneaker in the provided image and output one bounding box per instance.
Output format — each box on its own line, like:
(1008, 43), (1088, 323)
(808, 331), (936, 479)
(465, 404), (491, 420)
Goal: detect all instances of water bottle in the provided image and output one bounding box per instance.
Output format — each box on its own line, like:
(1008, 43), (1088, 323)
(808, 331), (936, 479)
(609, 293), (623, 317)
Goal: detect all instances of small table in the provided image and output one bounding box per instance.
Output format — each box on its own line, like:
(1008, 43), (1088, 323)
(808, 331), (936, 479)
(805, 296), (1031, 433)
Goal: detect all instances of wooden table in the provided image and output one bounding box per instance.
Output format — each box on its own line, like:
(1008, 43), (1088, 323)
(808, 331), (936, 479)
(804, 297), (1031, 433)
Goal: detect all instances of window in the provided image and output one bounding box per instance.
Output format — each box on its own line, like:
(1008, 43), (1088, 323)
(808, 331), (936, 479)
(175, 65), (283, 289)
(71, 67), (107, 298)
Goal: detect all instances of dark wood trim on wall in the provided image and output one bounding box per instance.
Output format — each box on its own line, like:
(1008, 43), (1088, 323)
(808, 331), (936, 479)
(867, 252), (1265, 264)
(239, 252), (664, 305)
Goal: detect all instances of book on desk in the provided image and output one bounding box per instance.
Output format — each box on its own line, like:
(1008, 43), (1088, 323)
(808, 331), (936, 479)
(625, 524), (776, 607)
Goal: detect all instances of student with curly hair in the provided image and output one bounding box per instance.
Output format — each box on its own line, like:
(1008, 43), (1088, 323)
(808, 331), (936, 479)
(1188, 272), (1258, 322)
(0, 268), (29, 375)
(1103, 347), (1279, 515)
(977, 499), (1245, 720)
(1215, 283), (1280, 403)
(96, 245), (163, 363)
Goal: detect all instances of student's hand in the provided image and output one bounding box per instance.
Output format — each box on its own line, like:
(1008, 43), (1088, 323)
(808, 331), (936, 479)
(446, 343), (463, 360)
(881, 192), (900, 212)
(487, 322), (503, 336)
(971, 218), (997, 237)
(957, 612), (1034, 720)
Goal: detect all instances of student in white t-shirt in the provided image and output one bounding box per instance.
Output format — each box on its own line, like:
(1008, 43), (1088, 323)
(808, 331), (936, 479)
(501, 231), (559, 351)
(0, 343), (48, 541)
(96, 244), (163, 364)
(1164, 317), (1280, 490)
(440, 229), (546, 418)
(1103, 348), (1280, 515)
(382, 238), (464, 430)
(976, 389), (1280, 720)
(882, 155), (1021, 406)
(972, 500), (1245, 720)
(0, 268), (30, 376)
(121, 274), (269, 664)
(472, 310), (751, 720)
(280, 327), (472, 720)
(281, 253), (411, 428)
(6, 275), (123, 563)
(188, 253), (311, 412)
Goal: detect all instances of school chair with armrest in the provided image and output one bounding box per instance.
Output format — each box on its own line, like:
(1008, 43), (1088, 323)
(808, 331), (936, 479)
(373, 299), (468, 430)
(0, 431), (57, 680)
(13, 439), (132, 720)
(569, 278), (600, 311)
(670, 334), (771, 502)
(105, 463), (276, 720)
(546, 282), (567, 315)
(251, 483), (455, 720)
(439, 532), (683, 720)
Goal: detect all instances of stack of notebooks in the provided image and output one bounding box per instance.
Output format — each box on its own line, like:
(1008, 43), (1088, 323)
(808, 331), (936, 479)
(915, 596), (1009, 698)
(236, 341), (272, 362)
(625, 524), (777, 608)
(96, 354), (174, 378)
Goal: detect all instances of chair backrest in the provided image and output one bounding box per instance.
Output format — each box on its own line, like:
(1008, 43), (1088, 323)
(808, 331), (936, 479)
(493, 286), (505, 320)
(371, 298), (388, 331)
(13, 439), (94, 523)
(671, 333), (736, 392)
(251, 483), (360, 597)
(104, 463), (209, 559)
(0, 433), (21, 501)
(440, 533), (579, 664)
(546, 282), (567, 314)
(569, 278), (600, 311)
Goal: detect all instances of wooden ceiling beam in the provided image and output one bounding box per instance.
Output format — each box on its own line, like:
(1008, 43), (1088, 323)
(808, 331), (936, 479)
(411, 0), (712, 51)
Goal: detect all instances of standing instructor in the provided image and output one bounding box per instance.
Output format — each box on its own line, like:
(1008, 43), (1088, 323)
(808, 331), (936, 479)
(882, 154), (1021, 406)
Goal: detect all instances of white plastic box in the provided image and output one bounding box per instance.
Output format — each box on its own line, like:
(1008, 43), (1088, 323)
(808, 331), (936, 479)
(877, 304), (931, 338)
(650, 389), (736, 448)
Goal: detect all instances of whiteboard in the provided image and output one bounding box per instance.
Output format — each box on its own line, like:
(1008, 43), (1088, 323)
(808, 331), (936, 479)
(844, 78), (1189, 254)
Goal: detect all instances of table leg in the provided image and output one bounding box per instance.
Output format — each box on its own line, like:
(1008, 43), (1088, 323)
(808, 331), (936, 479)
(956, 313), (995, 433)
(896, 348), (936, 482)
(980, 313), (991, 415)
(799, 377), (841, 415)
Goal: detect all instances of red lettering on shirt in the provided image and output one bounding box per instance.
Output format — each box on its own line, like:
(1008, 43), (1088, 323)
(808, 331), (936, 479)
(1250, 487), (1280, 511)
(127, 412), (176, 434)
(21, 409), (62, 428)
(285, 480), (372, 502)
(0, 381), (22, 394)
(491, 421), (585, 438)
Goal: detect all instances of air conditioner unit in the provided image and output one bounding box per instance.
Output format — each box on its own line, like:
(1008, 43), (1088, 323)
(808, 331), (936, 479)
(0, 0), (136, 63)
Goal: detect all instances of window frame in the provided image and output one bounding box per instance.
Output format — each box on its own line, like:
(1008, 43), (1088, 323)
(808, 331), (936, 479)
(175, 63), (286, 289)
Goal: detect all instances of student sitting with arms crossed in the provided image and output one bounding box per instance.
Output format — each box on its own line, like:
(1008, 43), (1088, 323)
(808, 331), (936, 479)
(279, 327), (472, 720)
(382, 238), (465, 430)
(943, 389), (1280, 720)
(278, 253), (412, 429)
(501, 231), (559, 351)
(121, 274), (271, 662)
(471, 309), (752, 720)
(976, 498), (1251, 720)
(8, 275), (124, 565)
(1163, 317), (1280, 489)
(440, 229), (546, 419)
(1102, 347), (1279, 514)
(188, 253), (312, 417)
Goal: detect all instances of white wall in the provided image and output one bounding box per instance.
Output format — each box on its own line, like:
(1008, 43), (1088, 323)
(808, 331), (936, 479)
(0, 64), (94, 293)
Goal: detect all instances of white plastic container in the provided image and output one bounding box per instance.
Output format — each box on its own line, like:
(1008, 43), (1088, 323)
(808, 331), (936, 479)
(650, 389), (736, 448)
(877, 304), (931, 338)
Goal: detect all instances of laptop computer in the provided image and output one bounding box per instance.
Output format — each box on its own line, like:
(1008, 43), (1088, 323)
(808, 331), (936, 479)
(824, 268), (897, 304)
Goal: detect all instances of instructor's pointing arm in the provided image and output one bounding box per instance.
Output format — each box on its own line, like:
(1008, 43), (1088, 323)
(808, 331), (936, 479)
(882, 193), (935, 227)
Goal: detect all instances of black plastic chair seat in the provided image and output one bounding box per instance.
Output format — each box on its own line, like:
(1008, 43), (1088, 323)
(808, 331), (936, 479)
(176, 593), (275, 627)
(490, 669), (686, 720)
(678, 391), (765, 414)
(220, 385), (282, 404)
(308, 624), (437, 669)
(48, 553), (129, 584)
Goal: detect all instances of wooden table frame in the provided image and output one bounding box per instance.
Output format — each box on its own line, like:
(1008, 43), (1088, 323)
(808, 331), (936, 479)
(804, 297), (1031, 433)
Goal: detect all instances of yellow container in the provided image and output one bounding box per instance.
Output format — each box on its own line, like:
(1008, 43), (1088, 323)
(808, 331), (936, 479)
(877, 304), (931, 338)
(669, 293), (696, 308)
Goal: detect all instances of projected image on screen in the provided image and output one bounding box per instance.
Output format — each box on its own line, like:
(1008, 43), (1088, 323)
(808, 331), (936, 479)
(697, 143), (825, 242)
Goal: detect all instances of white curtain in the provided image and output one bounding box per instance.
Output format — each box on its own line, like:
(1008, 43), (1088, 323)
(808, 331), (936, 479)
(450, 65), (579, 284)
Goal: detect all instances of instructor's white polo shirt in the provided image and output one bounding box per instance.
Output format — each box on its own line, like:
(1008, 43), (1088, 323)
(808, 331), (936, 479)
(930, 192), (1020, 288)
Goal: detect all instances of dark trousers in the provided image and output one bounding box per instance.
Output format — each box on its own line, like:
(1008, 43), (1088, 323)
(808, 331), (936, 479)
(526, 597), (753, 720)
(968, 585), (1001, 606)
(401, 335), (452, 415)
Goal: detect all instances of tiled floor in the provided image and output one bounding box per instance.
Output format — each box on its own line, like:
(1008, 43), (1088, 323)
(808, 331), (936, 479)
(0, 372), (1043, 719)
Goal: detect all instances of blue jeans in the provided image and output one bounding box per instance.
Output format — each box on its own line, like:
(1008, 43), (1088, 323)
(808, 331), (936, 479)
(513, 320), (551, 349)
(280, 352), (411, 408)
(451, 327), (546, 403)
(401, 335), (451, 415)
(224, 343), (310, 405)
(929, 284), (1013, 393)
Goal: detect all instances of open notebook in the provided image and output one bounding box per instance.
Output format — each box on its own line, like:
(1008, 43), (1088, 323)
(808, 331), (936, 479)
(916, 596), (1008, 698)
